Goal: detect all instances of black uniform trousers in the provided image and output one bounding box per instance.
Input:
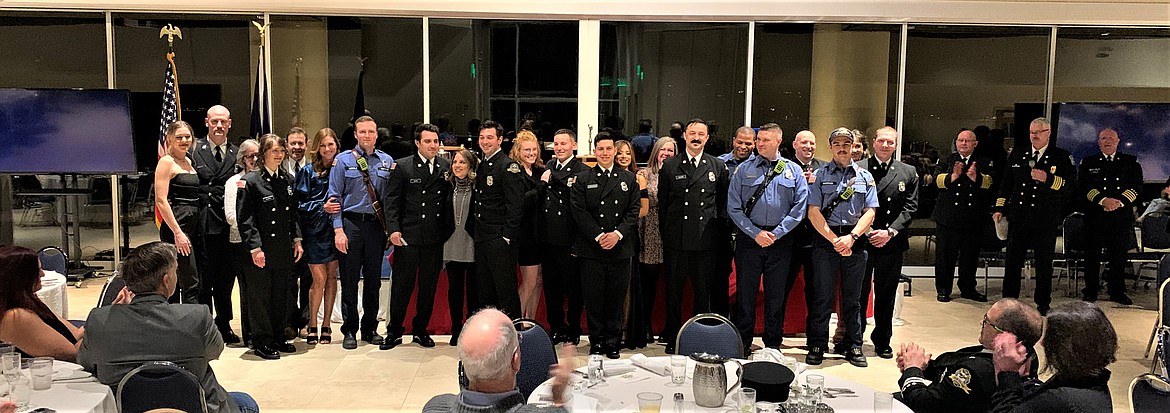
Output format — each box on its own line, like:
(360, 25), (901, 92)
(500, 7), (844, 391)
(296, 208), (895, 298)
(1083, 215), (1130, 298)
(475, 238), (521, 318)
(339, 216), (386, 336)
(710, 243), (733, 316)
(786, 244), (815, 309)
(581, 257), (631, 346)
(388, 244), (443, 336)
(934, 224), (982, 296)
(1003, 224), (1057, 309)
(733, 235), (793, 349)
(198, 232), (235, 330)
(244, 261), (291, 349)
(662, 248), (715, 341)
(542, 245), (583, 336)
(860, 250), (902, 350)
(287, 259), (310, 331)
(446, 261), (478, 335)
(807, 229), (867, 349)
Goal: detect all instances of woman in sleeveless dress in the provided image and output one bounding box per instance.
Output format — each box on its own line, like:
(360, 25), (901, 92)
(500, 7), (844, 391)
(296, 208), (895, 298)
(154, 120), (203, 303)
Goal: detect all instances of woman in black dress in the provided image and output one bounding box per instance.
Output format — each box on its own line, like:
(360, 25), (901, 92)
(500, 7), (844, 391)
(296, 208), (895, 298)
(295, 128), (341, 345)
(153, 120), (202, 304)
(510, 131), (546, 320)
(615, 140), (650, 348)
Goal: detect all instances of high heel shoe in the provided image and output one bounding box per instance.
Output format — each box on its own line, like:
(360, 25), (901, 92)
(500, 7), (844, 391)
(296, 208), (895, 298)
(306, 327), (319, 345)
(318, 327), (332, 344)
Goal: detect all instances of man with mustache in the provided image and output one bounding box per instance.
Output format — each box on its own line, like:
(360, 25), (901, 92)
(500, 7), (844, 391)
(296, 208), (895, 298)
(191, 105), (240, 343)
(1076, 127), (1141, 305)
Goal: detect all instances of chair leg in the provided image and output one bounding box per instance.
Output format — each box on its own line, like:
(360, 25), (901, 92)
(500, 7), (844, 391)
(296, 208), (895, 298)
(1146, 321), (1158, 358)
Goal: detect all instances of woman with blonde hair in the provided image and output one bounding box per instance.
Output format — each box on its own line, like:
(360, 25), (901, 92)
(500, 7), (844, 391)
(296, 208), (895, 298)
(153, 120), (202, 303)
(637, 137), (676, 343)
(295, 128), (341, 344)
(509, 131), (546, 319)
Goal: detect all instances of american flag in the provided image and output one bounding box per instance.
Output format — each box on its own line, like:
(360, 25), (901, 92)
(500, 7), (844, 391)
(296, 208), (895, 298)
(249, 36), (271, 138)
(157, 51), (181, 227)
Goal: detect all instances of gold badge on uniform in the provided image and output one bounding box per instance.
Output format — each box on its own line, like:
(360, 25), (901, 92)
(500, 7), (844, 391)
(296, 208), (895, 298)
(1049, 166), (1057, 174)
(621, 182), (628, 192)
(507, 163), (521, 173)
(443, 171), (450, 180)
(487, 176), (494, 186)
(948, 368), (973, 394)
(898, 181), (906, 192)
(288, 186), (294, 196)
(708, 171), (716, 182)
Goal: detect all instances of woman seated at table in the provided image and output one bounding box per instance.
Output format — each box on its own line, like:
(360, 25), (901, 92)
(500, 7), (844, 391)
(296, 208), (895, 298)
(0, 245), (83, 362)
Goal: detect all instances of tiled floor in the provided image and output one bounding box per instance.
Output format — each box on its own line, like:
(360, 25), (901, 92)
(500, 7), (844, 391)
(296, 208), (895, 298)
(63, 273), (1158, 412)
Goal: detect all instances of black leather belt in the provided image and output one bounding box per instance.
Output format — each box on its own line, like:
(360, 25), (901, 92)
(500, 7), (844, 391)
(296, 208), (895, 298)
(828, 225), (857, 236)
(343, 212), (379, 222)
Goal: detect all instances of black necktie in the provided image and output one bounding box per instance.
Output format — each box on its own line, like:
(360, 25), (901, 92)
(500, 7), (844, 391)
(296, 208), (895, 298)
(1106, 155), (1113, 162)
(214, 146), (222, 163)
(1031, 151), (1039, 162)
(424, 159), (431, 174)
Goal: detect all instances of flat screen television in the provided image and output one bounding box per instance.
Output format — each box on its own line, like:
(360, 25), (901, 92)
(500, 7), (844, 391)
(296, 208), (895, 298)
(1053, 102), (1170, 182)
(0, 88), (137, 174)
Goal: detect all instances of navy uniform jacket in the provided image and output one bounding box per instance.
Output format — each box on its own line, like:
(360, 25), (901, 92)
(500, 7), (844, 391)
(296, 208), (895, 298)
(327, 146), (395, 229)
(570, 166), (642, 260)
(993, 145), (1076, 229)
(718, 152), (755, 175)
(791, 158), (827, 247)
(808, 162), (880, 228)
(384, 154), (455, 247)
(657, 152), (730, 251)
(898, 345), (996, 413)
(237, 168), (302, 264)
(473, 150), (526, 242)
(192, 138), (238, 234)
(541, 157), (591, 247)
(726, 155), (808, 239)
(931, 153), (994, 229)
(1078, 152), (1143, 247)
(858, 157), (919, 253)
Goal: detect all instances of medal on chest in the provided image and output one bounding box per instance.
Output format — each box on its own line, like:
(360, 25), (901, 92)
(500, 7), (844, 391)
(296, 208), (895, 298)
(708, 171), (715, 182)
(487, 176), (494, 186)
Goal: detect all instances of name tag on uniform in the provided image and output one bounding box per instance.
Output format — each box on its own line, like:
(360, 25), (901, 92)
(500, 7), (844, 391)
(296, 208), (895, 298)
(410, 178), (422, 184)
(745, 174), (758, 180)
(587, 184), (599, 189)
(675, 174), (686, 180)
(262, 195), (275, 202)
(345, 166), (358, 171)
(822, 181), (837, 185)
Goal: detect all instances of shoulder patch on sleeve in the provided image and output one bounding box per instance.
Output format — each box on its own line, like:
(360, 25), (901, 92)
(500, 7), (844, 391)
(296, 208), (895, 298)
(236, 180), (246, 188)
(507, 163), (521, 173)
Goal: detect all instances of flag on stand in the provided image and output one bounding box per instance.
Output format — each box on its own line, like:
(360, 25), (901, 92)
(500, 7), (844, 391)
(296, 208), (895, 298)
(156, 51), (181, 228)
(249, 24), (272, 139)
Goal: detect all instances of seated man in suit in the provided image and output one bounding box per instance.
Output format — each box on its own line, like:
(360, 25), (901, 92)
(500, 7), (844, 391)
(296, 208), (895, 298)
(424, 308), (571, 413)
(895, 298), (1043, 413)
(77, 241), (259, 413)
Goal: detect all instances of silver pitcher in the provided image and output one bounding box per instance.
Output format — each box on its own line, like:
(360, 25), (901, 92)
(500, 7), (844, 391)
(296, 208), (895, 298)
(690, 352), (743, 408)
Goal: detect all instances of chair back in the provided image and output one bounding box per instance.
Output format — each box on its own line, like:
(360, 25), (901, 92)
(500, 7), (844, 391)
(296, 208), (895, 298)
(1062, 212), (1085, 255)
(1144, 213), (1170, 250)
(513, 318), (557, 400)
(37, 246), (68, 275)
(116, 361), (207, 413)
(1131, 373), (1170, 413)
(98, 274), (127, 308)
(676, 313), (743, 359)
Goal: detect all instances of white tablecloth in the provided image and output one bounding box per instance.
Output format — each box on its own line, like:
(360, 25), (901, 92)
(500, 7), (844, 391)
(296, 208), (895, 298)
(36, 270), (69, 318)
(529, 357), (912, 412)
(21, 360), (116, 413)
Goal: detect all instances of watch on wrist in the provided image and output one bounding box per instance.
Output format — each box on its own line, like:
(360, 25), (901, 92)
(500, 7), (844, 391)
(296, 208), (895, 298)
(850, 233), (860, 240)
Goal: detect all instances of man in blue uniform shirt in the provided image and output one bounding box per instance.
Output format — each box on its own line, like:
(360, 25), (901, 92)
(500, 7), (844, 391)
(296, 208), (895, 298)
(805, 127), (878, 367)
(326, 115), (393, 349)
(719, 126), (757, 173)
(727, 123), (807, 356)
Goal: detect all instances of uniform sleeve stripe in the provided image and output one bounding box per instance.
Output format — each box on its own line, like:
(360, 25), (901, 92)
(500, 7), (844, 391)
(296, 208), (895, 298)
(936, 174), (948, 189)
(1052, 176), (1063, 191)
(995, 198), (1006, 207)
(901, 377), (930, 392)
(1087, 189), (1100, 202)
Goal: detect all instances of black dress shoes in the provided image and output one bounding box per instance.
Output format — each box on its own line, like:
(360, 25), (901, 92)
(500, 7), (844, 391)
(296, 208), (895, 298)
(276, 342), (297, 353)
(937, 294), (952, 302)
(449, 333), (459, 346)
(605, 343), (620, 360)
(1111, 293), (1134, 305)
(664, 344), (676, 355)
(342, 333), (358, 350)
(363, 332), (385, 345)
(379, 335), (404, 350)
(960, 292), (988, 302)
(254, 346), (280, 360)
(414, 334), (436, 348)
(589, 343), (603, 355)
(550, 332), (566, 345)
(805, 347), (824, 365)
(1038, 305), (1050, 316)
(876, 346), (894, 359)
(846, 348), (868, 367)
(220, 330), (242, 345)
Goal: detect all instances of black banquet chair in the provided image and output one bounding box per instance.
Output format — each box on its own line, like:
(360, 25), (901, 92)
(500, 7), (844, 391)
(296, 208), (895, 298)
(116, 361), (207, 413)
(676, 313), (743, 359)
(1130, 373), (1170, 413)
(513, 318), (557, 400)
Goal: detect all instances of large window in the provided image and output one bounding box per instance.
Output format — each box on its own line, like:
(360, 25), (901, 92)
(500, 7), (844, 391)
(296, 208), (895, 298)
(600, 22), (748, 149)
(1053, 27), (1170, 103)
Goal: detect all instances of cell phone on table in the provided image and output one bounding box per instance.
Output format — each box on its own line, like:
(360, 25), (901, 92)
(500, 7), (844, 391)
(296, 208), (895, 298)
(29, 408), (57, 413)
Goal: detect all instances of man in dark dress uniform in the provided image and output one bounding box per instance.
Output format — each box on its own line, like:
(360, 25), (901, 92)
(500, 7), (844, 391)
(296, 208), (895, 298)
(896, 298), (1043, 413)
(992, 117), (1075, 315)
(787, 130), (825, 301)
(382, 124), (455, 350)
(570, 134), (642, 359)
(657, 118), (730, 354)
(857, 127), (919, 360)
(191, 104), (240, 343)
(1077, 127), (1141, 305)
(473, 120), (526, 318)
(932, 130), (993, 303)
(540, 129), (591, 345)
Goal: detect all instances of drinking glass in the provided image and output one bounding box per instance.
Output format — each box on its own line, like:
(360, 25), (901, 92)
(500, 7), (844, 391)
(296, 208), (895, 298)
(587, 355), (605, 386)
(669, 355), (686, 385)
(806, 374), (825, 405)
(30, 357), (53, 390)
(1, 353), (19, 382)
(737, 387), (756, 413)
(636, 392), (663, 413)
(874, 391), (894, 413)
(8, 374), (30, 411)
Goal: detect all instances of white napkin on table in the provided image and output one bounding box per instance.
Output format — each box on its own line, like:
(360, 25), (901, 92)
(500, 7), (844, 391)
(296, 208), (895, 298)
(601, 359), (636, 377)
(629, 353), (669, 376)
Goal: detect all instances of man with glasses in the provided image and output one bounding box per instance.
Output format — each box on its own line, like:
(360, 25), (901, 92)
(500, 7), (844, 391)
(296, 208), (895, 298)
(895, 298), (1043, 413)
(992, 117), (1075, 315)
(191, 105), (240, 343)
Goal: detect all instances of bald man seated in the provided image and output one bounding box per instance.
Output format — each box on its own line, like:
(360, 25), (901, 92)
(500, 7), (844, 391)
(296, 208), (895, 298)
(423, 308), (571, 413)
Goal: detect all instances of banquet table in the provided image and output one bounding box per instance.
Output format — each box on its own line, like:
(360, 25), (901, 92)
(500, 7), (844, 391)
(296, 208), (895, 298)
(35, 270), (69, 318)
(9, 360), (116, 413)
(529, 357), (911, 412)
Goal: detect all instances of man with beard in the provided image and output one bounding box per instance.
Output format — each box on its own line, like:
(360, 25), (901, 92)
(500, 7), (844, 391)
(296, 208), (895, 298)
(284, 127), (312, 338)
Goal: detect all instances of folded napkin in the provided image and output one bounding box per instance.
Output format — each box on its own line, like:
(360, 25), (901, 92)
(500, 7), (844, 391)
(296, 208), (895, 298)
(602, 359), (636, 377)
(629, 354), (669, 376)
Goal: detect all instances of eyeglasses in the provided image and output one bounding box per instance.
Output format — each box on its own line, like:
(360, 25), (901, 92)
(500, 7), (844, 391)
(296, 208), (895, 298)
(243, 154), (260, 160)
(1029, 129), (1050, 135)
(982, 315), (1004, 333)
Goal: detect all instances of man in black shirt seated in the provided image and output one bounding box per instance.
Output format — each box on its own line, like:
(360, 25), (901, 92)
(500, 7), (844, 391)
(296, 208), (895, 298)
(424, 308), (571, 413)
(894, 299), (1042, 413)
